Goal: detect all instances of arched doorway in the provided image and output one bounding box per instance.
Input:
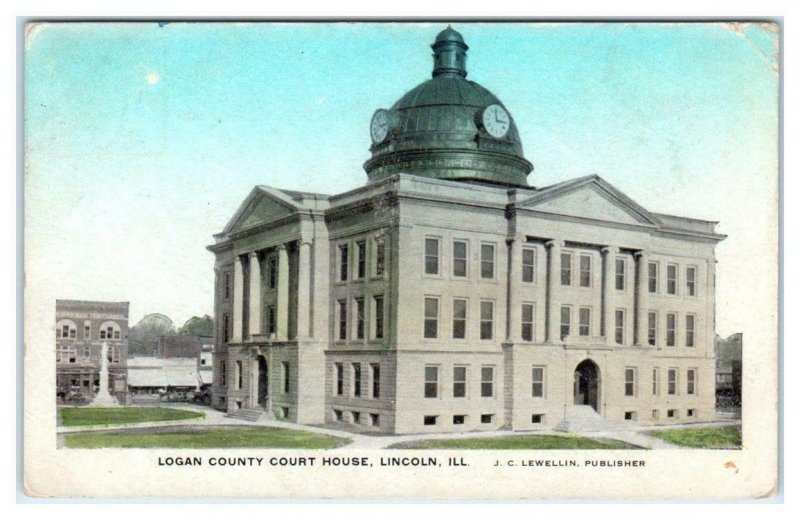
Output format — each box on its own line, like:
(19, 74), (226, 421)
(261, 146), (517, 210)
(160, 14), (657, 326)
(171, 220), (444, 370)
(257, 355), (269, 409)
(573, 359), (600, 412)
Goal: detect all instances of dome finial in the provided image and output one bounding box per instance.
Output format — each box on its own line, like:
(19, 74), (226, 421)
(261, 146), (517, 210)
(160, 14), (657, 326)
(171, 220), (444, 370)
(431, 26), (468, 78)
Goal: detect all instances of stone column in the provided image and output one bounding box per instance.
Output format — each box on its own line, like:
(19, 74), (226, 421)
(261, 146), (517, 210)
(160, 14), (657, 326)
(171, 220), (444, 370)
(545, 240), (564, 344)
(248, 252), (262, 338)
(634, 251), (648, 346)
(232, 255), (245, 342)
(276, 244), (290, 341)
(601, 246), (617, 345)
(296, 240), (313, 341)
(505, 236), (520, 343)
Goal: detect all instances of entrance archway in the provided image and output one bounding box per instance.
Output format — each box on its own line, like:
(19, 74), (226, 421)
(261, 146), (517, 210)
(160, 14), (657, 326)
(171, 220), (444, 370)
(573, 359), (600, 412)
(257, 355), (269, 409)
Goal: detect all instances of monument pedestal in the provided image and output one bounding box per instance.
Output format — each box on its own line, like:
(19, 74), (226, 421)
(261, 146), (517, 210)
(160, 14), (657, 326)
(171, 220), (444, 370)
(87, 341), (119, 407)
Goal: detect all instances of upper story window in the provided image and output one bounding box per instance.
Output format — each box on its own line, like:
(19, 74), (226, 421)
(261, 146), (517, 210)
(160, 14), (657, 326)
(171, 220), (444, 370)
(667, 368), (678, 395)
(480, 243), (495, 279)
(338, 300), (348, 340)
(480, 301), (494, 340)
(615, 309), (625, 345)
(282, 361), (290, 394)
(647, 312), (657, 346)
(356, 240), (367, 279)
(560, 252), (572, 286)
(624, 367), (637, 397)
(57, 320), (77, 339)
(685, 314), (696, 347)
(579, 254), (592, 287)
(480, 366), (494, 397)
(686, 266), (697, 296)
(373, 295), (385, 340)
(424, 366), (439, 398)
(652, 368), (659, 396)
(266, 305), (276, 334)
(220, 360), (227, 387)
(84, 324), (91, 340)
(452, 299), (467, 339)
(667, 264), (678, 295)
(222, 313), (230, 343)
(375, 240), (386, 277)
(453, 240), (468, 277)
(666, 313), (677, 347)
(522, 248), (535, 283)
(579, 307), (591, 336)
(371, 363), (380, 399)
(352, 363), (362, 397)
(268, 257), (277, 289)
(236, 360), (243, 389)
(355, 297), (366, 340)
(648, 262), (658, 293)
(615, 258), (626, 290)
(223, 272), (231, 300)
(453, 366), (467, 398)
(687, 368), (696, 395)
(99, 321), (121, 340)
(560, 306), (571, 340)
(521, 303), (534, 342)
(424, 297), (439, 339)
(339, 244), (349, 282)
(425, 238), (440, 275)
(335, 363), (344, 396)
(532, 366), (545, 398)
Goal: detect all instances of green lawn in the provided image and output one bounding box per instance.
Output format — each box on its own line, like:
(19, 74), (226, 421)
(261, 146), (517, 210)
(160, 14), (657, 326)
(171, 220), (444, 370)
(60, 407), (205, 427)
(64, 426), (349, 449)
(648, 427), (742, 448)
(391, 434), (640, 450)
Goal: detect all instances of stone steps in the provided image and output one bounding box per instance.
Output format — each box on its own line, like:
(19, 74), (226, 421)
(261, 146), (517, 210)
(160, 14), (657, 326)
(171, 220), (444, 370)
(555, 405), (632, 433)
(226, 407), (274, 422)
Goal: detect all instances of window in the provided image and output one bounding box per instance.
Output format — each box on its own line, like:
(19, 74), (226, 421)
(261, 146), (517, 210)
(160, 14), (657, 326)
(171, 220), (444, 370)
(282, 362), (290, 393)
(579, 254), (592, 287)
(268, 257), (277, 289)
(266, 305), (276, 334)
(221, 360), (226, 387)
(339, 244), (349, 282)
(615, 258), (626, 290)
(425, 238), (440, 275)
(652, 368), (659, 395)
(480, 301), (494, 340)
(480, 244), (495, 279)
(424, 366), (438, 398)
(579, 307), (591, 336)
(532, 366), (545, 398)
(352, 363), (362, 397)
(222, 313), (230, 343)
(480, 414), (493, 424)
(687, 369), (696, 395)
(334, 409), (343, 422)
(335, 363), (343, 396)
(615, 309), (625, 345)
(375, 240), (386, 276)
(57, 321), (77, 339)
(666, 313), (676, 347)
(685, 315), (696, 347)
(453, 240), (468, 277)
(83, 345), (90, 358)
(560, 306), (571, 340)
(84, 325), (91, 340)
(351, 411), (361, 424)
(371, 363), (380, 398)
(355, 297), (365, 340)
(424, 297), (439, 339)
(625, 368), (636, 396)
(521, 303), (534, 342)
(370, 413), (380, 426)
(522, 248), (535, 283)
(236, 360), (243, 390)
(453, 415), (466, 425)
(624, 411), (636, 421)
(223, 272), (231, 300)
(453, 366), (466, 398)
(647, 311), (657, 346)
(667, 264), (678, 295)
(560, 252), (572, 285)
(686, 266), (697, 296)
(652, 410), (659, 420)
(648, 262), (658, 293)
(356, 241), (367, 279)
(481, 366), (494, 397)
(373, 295), (385, 339)
(667, 369), (677, 395)
(452, 299), (467, 339)
(687, 409), (696, 418)
(423, 416), (437, 426)
(667, 409), (677, 419)
(531, 414), (544, 424)
(338, 300), (347, 340)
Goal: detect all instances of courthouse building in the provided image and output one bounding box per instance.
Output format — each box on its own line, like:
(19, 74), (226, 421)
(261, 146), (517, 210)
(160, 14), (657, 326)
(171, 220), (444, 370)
(56, 300), (129, 401)
(208, 27), (725, 433)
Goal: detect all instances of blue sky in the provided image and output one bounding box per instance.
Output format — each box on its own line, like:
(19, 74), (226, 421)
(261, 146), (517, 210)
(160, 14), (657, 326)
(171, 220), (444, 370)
(25, 22), (778, 334)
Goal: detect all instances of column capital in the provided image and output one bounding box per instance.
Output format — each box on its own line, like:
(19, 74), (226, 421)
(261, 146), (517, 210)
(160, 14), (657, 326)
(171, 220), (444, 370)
(276, 243), (287, 252)
(545, 239), (565, 249)
(298, 239), (313, 248)
(248, 250), (260, 260)
(634, 249), (647, 259)
(601, 245), (619, 255)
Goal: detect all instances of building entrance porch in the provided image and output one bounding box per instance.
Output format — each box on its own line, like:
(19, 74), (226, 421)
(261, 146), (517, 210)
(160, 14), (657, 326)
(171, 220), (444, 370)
(573, 359), (600, 412)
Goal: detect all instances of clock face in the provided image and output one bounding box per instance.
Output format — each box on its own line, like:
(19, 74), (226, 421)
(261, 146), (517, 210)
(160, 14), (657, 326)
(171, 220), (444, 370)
(482, 104), (510, 139)
(370, 109), (390, 143)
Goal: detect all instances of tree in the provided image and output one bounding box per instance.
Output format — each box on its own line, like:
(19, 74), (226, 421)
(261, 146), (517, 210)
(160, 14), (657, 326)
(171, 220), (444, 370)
(179, 315), (214, 337)
(128, 313), (176, 356)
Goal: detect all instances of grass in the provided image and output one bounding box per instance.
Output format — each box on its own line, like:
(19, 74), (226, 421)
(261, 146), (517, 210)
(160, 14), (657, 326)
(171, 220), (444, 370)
(390, 434), (640, 450)
(647, 427), (742, 448)
(64, 426), (349, 449)
(60, 407), (205, 427)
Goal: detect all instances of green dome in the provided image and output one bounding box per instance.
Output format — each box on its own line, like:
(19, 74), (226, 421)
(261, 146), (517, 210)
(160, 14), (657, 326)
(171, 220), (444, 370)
(364, 27), (533, 187)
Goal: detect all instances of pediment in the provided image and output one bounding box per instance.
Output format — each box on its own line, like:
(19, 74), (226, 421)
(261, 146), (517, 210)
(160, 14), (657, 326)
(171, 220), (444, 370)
(518, 176), (660, 227)
(224, 187), (300, 235)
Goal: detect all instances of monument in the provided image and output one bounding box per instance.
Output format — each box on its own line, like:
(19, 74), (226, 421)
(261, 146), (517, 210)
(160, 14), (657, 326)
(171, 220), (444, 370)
(87, 341), (119, 407)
